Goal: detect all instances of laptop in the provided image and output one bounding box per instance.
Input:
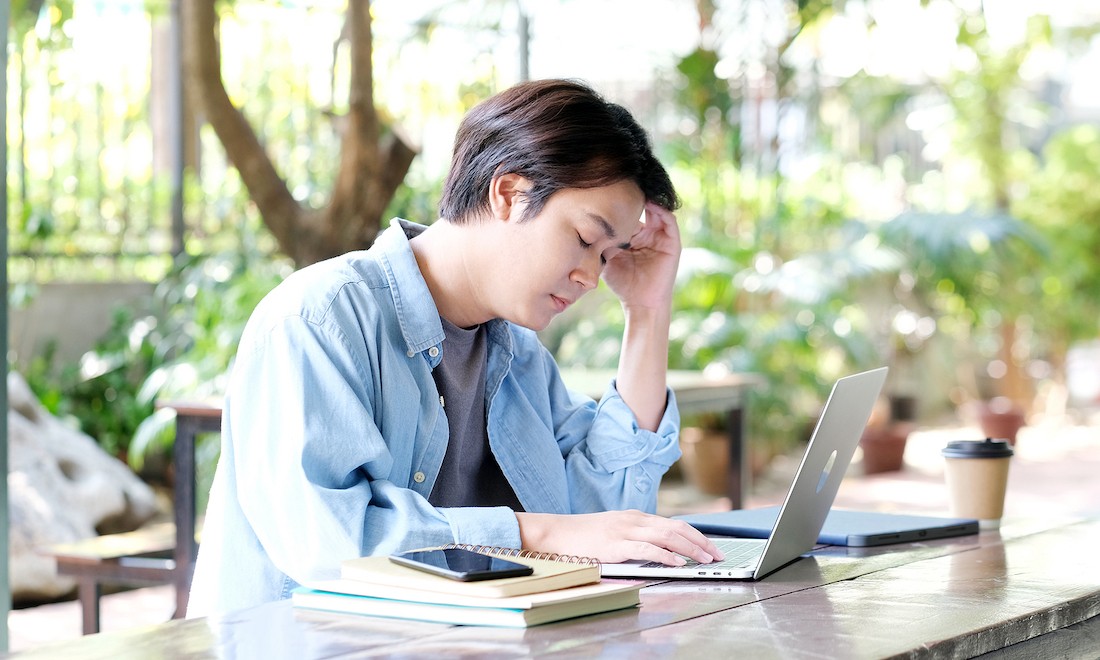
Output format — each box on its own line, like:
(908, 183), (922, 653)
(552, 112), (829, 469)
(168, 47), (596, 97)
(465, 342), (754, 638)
(678, 507), (979, 547)
(601, 366), (888, 580)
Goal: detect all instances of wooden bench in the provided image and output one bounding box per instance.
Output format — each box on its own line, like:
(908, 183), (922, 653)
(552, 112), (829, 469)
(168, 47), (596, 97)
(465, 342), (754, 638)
(40, 403), (220, 634)
(44, 523), (177, 634)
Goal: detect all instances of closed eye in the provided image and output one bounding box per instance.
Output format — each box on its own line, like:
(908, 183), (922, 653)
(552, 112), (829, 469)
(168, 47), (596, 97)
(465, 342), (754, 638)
(578, 233), (609, 266)
(580, 231), (616, 264)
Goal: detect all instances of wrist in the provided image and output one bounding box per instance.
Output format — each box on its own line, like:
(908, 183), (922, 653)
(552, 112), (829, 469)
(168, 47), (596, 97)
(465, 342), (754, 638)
(621, 305), (671, 350)
(516, 512), (552, 550)
(621, 302), (671, 324)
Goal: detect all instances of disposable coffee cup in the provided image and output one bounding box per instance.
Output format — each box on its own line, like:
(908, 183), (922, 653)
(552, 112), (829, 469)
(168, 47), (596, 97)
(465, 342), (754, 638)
(941, 438), (1013, 530)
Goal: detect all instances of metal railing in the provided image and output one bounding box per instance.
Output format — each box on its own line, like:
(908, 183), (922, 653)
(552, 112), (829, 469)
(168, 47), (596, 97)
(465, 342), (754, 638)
(7, 1), (345, 282)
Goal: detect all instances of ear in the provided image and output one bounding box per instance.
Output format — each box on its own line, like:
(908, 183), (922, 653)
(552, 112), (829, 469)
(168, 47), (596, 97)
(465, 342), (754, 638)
(487, 173), (530, 222)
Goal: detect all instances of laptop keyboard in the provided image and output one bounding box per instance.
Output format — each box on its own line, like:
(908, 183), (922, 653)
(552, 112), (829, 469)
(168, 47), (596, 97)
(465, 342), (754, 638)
(637, 539), (764, 569)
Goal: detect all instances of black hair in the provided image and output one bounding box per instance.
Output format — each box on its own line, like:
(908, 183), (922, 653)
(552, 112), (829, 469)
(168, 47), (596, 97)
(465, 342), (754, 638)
(438, 79), (680, 223)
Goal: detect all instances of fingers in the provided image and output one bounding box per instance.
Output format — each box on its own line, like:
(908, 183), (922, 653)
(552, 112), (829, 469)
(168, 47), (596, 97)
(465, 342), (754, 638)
(630, 204), (666, 244)
(636, 203), (680, 253)
(519, 510), (725, 568)
(616, 511), (725, 566)
(644, 203), (678, 234)
(648, 518), (725, 565)
(644, 201), (674, 224)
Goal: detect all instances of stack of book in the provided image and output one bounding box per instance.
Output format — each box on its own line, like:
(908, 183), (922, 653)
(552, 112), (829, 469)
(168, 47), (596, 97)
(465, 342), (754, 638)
(292, 545), (642, 628)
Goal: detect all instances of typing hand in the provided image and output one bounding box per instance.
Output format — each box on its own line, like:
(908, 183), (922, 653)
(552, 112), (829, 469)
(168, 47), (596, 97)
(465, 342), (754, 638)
(516, 510), (725, 566)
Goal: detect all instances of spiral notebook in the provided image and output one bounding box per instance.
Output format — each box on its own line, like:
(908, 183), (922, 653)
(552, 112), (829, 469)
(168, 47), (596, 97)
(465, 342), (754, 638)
(340, 544), (601, 598)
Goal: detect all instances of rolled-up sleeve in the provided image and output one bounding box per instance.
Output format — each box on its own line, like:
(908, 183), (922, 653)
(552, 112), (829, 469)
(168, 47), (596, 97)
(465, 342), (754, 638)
(511, 332), (680, 514)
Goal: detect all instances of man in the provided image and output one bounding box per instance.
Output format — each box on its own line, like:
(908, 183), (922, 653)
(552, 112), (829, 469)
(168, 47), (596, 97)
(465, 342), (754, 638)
(189, 79), (722, 617)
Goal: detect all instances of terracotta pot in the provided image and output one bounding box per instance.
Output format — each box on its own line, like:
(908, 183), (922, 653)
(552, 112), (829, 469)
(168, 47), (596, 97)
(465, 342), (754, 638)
(978, 397), (1026, 446)
(859, 422), (913, 474)
(679, 427), (729, 496)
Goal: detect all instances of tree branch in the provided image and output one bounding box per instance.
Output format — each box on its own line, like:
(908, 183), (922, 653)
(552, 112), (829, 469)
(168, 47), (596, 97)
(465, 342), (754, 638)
(181, 0), (301, 252)
(329, 0), (417, 249)
(330, 0), (379, 220)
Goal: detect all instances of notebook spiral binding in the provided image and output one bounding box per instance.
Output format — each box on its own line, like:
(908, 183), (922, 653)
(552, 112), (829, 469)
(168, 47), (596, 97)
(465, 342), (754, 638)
(442, 543), (600, 566)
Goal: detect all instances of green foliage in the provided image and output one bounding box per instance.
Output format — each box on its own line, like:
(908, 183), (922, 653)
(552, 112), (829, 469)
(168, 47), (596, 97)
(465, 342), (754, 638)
(945, 12), (1051, 209)
(128, 407), (178, 474)
(19, 249), (289, 474)
(384, 169), (444, 226)
(22, 307), (168, 458)
(128, 250), (292, 473)
(1014, 125), (1100, 346)
(10, 0), (74, 45)
(878, 210), (1048, 322)
(675, 47), (733, 128)
(596, 16), (893, 455)
(671, 214), (896, 447)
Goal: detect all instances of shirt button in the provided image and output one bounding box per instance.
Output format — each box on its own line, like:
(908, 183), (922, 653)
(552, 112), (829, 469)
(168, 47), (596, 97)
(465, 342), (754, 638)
(406, 350), (415, 358)
(413, 472), (426, 483)
(428, 346), (440, 358)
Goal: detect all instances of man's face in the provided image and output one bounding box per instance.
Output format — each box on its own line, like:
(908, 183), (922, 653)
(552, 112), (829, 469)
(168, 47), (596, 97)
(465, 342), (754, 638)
(482, 179), (645, 331)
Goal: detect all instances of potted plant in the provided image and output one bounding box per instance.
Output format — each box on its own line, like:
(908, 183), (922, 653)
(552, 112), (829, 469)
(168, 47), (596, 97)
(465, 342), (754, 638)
(678, 412), (730, 497)
(858, 396), (916, 474)
(876, 210), (1047, 424)
(976, 396), (1026, 445)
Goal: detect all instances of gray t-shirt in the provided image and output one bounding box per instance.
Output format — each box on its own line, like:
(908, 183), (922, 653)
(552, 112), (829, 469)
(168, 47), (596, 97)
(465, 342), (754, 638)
(427, 316), (524, 510)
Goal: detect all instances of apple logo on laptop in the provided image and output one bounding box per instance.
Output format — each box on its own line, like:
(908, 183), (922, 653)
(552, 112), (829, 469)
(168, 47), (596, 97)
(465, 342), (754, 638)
(816, 450), (838, 493)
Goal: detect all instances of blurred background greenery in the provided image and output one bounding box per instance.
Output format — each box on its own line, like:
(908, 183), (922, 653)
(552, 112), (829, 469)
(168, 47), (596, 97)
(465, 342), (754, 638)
(7, 0), (1100, 478)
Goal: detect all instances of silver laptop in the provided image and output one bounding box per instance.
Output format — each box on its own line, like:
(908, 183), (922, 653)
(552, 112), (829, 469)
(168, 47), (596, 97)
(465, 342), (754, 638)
(601, 367), (888, 581)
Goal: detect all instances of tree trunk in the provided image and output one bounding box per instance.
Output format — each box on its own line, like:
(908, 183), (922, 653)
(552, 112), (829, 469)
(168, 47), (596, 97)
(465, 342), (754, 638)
(181, 0), (416, 268)
(998, 319), (1032, 410)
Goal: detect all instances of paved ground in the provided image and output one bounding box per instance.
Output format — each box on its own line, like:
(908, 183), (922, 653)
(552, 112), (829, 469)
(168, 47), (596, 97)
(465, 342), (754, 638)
(7, 415), (1099, 654)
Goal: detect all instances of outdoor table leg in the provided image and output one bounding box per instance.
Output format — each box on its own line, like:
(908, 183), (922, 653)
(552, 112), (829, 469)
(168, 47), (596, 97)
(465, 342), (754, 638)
(727, 406), (746, 509)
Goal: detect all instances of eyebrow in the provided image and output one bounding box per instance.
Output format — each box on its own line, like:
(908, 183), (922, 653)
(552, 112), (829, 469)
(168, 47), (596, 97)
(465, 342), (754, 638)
(586, 213), (632, 250)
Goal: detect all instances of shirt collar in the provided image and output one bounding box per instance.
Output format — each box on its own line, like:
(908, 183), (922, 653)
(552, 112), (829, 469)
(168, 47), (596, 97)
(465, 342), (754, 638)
(376, 217), (515, 360)
(376, 218), (445, 357)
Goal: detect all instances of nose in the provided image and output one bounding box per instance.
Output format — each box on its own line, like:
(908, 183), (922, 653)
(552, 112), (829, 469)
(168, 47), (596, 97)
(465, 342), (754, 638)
(571, 254), (601, 290)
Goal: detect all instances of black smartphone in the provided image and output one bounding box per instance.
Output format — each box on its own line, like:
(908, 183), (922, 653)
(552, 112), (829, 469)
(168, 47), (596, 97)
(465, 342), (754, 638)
(389, 548), (534, 582)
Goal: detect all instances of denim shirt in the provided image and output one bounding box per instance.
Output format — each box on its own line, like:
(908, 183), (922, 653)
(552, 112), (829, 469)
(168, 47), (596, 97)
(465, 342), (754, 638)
(187, 218), (682, 617)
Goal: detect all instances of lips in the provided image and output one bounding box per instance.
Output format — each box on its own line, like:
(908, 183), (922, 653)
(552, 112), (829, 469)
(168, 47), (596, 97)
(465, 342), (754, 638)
(550, 294), (573, 313)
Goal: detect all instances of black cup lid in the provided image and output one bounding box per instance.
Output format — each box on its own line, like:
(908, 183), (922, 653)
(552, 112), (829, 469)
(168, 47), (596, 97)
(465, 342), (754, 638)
(941, 438), (1014, 459)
